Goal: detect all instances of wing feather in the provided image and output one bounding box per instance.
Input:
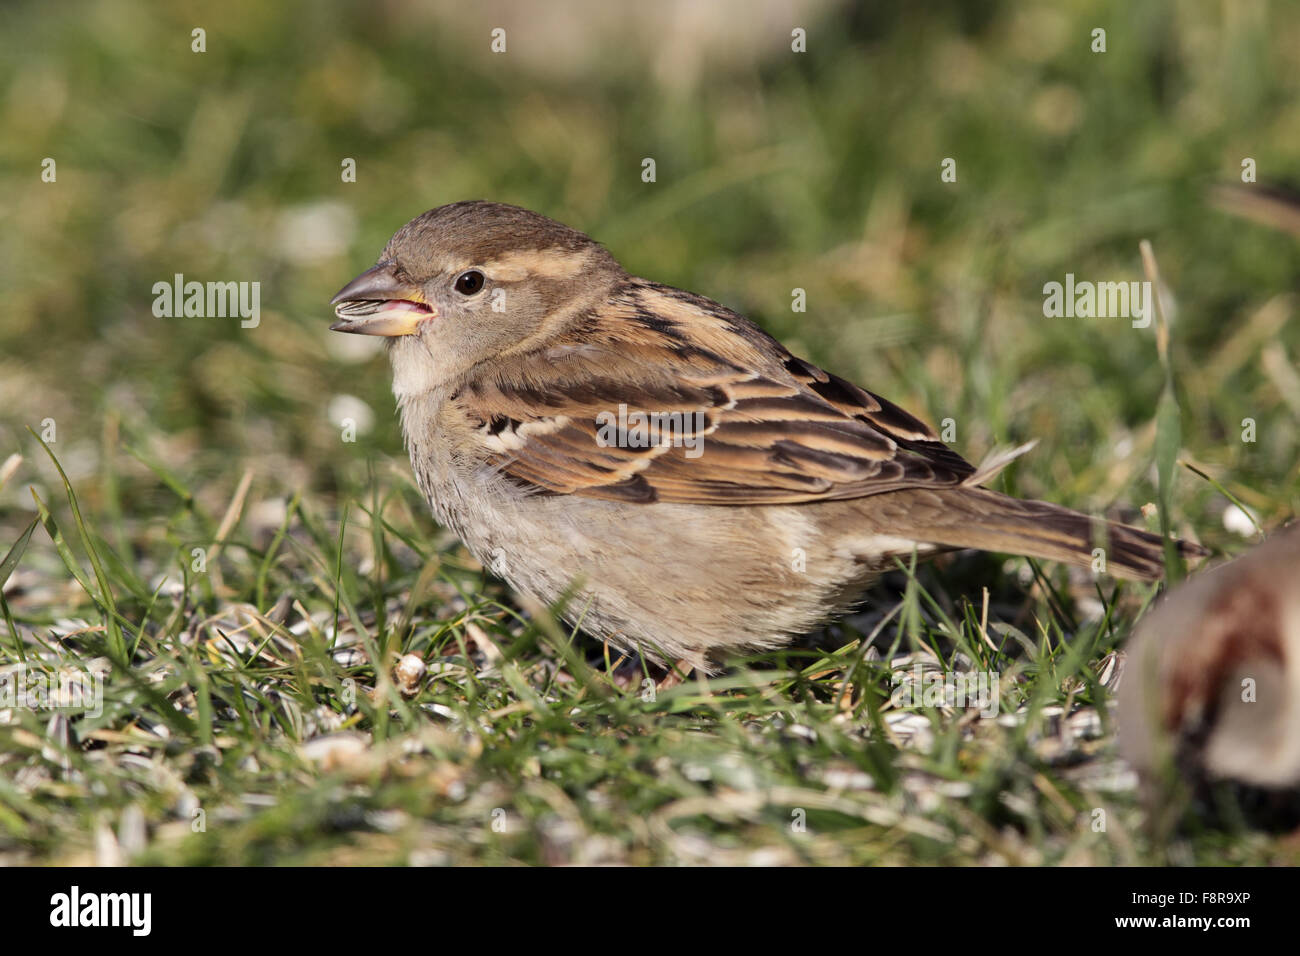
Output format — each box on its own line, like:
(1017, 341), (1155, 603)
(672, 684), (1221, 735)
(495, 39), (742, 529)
(451, 278), (977, 505)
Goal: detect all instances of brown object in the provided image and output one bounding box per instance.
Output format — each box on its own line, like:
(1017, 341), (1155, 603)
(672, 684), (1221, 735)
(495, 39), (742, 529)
(331, 201), (1204, 672)
(1119, 523), (1300, 789)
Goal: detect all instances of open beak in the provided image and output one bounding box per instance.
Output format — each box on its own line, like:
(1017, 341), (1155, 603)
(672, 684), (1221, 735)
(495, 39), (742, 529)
(329, 260), (436, 336)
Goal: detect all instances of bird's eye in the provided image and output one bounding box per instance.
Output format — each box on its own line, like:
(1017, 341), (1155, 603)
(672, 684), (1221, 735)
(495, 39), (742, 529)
(454, 270), (485, 295)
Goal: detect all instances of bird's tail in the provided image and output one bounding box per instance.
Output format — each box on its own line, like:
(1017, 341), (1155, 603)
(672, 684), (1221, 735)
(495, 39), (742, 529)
(872, 486), (1206, 581)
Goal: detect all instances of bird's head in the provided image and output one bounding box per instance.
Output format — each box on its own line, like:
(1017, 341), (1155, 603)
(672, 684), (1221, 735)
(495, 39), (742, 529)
(330, 201), (623, 392)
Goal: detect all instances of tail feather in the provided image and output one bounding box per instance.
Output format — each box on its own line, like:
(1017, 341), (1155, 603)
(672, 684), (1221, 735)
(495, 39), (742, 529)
(878, 487), (1205, 581)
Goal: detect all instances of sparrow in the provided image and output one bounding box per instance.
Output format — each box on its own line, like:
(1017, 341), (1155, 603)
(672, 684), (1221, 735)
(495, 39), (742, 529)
(1118, 523), (1300, 791)
(330, 201), (1204, 673)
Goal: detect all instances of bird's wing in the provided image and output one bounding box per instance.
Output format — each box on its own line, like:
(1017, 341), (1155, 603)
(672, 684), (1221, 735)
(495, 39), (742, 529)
(449, 278), (977, 505)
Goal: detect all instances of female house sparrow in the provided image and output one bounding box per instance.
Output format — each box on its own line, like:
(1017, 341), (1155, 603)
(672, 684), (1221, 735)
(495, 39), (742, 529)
(331, 201), (1202, 673)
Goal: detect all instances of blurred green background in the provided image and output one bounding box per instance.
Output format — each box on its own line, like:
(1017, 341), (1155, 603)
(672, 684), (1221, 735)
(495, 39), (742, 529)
(2, 0), (1297, 542)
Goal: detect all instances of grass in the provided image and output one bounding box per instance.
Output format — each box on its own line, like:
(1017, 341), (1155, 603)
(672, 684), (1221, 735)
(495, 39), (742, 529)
(1, 0), (1299, 864)
(0, 426), (1290, 865)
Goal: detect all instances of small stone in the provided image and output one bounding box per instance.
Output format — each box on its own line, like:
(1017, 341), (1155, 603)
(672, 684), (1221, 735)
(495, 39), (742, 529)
(302, 732), (371, 773)
(394, 654), (428, 696)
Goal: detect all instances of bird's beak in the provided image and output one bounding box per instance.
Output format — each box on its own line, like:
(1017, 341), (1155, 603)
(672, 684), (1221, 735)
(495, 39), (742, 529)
(329, 260), (437, 336)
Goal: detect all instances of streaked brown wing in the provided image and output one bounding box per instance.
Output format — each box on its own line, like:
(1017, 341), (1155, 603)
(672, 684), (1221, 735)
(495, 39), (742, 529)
(450, 278), (976, 505)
